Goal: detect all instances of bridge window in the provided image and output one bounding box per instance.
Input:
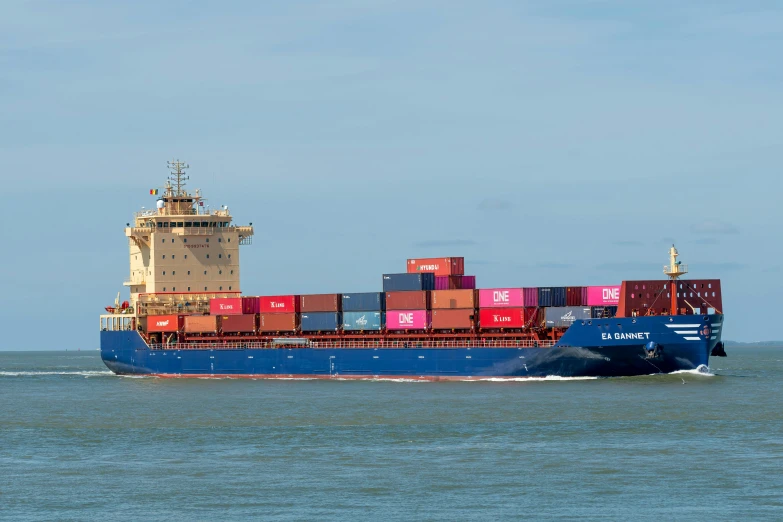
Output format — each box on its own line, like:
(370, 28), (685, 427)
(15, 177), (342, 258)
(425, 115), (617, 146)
(163, 222), (169, 228)
(193, 222), (200, 228)
(185, 222), (192, 228)
(188, 287), (191, 291)
(163, 287), (166, 291)
(172, 287), (176, 291)
(201, 222), (208, 227)
(204, 287), (207, 291)
(229, 286), (232, 290)
(219, 286), (223, 291)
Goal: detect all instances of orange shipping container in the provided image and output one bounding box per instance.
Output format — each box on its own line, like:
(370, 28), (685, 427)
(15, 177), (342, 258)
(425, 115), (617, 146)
(258, 313), (298, 332)
(407, 257), (464, 276)
(431, 289), (476, 310)
(221, 314), (256, 333)
(299, 294), (341, 313)
(386, 291), (430, 310)
(184, 315), (219, 333)
(431, 309), (475, 330)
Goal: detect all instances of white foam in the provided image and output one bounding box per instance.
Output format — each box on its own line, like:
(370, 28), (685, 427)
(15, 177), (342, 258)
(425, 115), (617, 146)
(669, 364), (715, 377)
(463, 375), (599, 382)
(0, 371), (114, 377)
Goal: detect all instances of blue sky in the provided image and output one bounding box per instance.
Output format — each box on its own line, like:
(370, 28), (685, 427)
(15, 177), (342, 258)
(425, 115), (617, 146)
(0, 0), (780, 347)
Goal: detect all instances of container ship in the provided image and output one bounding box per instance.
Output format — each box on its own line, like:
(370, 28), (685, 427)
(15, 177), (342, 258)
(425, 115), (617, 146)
(100, 162), (726, 379)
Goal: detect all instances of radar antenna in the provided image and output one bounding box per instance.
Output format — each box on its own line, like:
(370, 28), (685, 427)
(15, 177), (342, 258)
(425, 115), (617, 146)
(166, 159), (190, 197)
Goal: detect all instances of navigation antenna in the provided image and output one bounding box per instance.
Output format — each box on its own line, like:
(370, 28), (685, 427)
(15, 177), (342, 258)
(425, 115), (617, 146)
(166, 159), (190, 197)
(663, 245), (688, 316)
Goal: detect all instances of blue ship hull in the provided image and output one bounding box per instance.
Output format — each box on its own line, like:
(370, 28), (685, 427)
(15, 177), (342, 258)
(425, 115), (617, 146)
(100, 314), (723, 379)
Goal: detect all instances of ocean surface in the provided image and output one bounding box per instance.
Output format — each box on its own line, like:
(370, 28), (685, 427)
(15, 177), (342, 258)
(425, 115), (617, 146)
(1, 348), (781, 521)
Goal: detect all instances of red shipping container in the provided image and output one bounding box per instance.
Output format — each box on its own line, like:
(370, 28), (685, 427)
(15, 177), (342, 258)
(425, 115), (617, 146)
(431, 289), (476, 309)
(241, 297), (260, 314)
(210, 297), (242, 315)
(299, 294), (341, 313)
(386, 291), (430, 310)
(258, 313), (298, 332)
(479, 308), (525, 328)
(184, 315), (219, 333)
(221, 314), (256, 333)
(524, 307), (542, 328)
(523, 288), (538, 307)
(431, 309), (475, 330)
(566, 287), (587, 306)
(406, 257), (464, 276)
(148, 314), (183, 333)
(259, 295), (299, 314)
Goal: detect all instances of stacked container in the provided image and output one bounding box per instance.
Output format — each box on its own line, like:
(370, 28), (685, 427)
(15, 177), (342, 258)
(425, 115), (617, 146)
(382, 273), (435, 292)
(434, 275), (477, 290)
(147, 314), (183, 333)
(299, 293), (342, 332)
(479, 288), (523, 308)
(342, 292), (385, 332)
(430, 289), (476, 330)
(258, 294), (299, 333)
(221, 314), (256, 334)
(386, 310), (430, 331)
(523, 288), (538, 307)
(184, 315), (219, 334)
(587, 285), (621, 306)
(209, 298), (242, 315)
(544, 307), (592, 328)
(406, 257), (464, 276)
(566, 287), (587, 306)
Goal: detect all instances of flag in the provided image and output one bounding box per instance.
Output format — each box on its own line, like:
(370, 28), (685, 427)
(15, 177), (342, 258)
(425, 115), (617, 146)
(199, 201), (204, 206)
(150, 189), (158, 195)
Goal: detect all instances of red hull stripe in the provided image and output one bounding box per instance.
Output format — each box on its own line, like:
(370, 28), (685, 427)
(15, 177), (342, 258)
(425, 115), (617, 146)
(150, 373), (521, 381)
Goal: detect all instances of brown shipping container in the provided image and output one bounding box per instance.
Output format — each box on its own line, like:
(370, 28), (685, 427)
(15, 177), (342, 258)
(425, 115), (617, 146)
(431, 309), (475, 330)
(617, 279), (723, 317)
(258, 313), (298, 332)
(299, 293), (341, 313)
(221, 314), (256, 333)
(184, 315), (219, 333)
(431, 289), (476, 310)
(386, 291), (430, 310)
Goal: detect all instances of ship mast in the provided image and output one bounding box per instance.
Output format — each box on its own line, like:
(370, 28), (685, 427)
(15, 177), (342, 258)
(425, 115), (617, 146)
(166, 159), (189, 197)
(663, 245), (688, 316)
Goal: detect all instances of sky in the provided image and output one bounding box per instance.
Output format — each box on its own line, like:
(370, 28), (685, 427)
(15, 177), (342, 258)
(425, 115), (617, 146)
(0, 0), (781, 348)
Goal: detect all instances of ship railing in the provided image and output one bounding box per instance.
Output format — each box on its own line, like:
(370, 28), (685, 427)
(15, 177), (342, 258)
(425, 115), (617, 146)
(147, 339), (557, 351)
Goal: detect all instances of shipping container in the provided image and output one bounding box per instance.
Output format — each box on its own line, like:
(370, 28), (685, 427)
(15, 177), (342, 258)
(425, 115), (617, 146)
(241, 297), (260, 315)
(431, 309), (475, 330)
(386, 310), (430, 330)
(382, 273), (435, 292)
(341, 292), (386, 312)
(342, 311), (384, 331)
(210, 297), (242, 315)
(479, 308), (525, 329)
(406, 257), (464, 276)
(301, 312), (341, 332)
(523, 287), (538, 307)
(537, 287), (567, 307)
(552, 287), (567, 307)
(431, 289), (476, 309)
(386, 290), (430, 310)
(148, 314), (183, 333)
(591, 306), (618, 319)
(524, 307), (542, 328)
(259, 295), (299, 314)
(617, 279), (722, 317)
(434, 275), (478, 290)
(544, 306), (592, 328)
(184, 315), (219, 333)
(258, 313), (298, 332)
(221, 314), (256, 333)
(587, 285), (621, 306)
(299, 293), (341, 313)
(566, 287), (587, 306)
(478, 288), (524, 308)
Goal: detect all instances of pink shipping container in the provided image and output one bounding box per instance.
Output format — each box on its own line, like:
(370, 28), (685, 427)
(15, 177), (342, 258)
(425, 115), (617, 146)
(386, 310), (430, 330)
(259, 295), (299, 314)
(435, 275), (478, 290)
(587, 285), (621, 306)
(523, 287), (538, 307)
(479, 288), (524, 308)
(241, 297), (260, 314)
(210, 298), (242, 315)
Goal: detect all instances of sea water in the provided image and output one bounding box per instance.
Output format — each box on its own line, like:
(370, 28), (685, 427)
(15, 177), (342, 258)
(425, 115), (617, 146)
(1, 348), (781, 520)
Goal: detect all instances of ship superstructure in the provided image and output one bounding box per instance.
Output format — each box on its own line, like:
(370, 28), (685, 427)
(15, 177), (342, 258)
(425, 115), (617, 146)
(100, 164), (725, 379)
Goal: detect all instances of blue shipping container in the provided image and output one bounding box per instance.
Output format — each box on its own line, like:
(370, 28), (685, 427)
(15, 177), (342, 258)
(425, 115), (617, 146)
(538, 287), (553, 307)
(342, 292), (386, 312)
(591, 306), (618, 319)
(342, 311), (384, 331)
(552, 287), (567, 307)
(300, 312), (342, 332)
(382, 273), (435, 292)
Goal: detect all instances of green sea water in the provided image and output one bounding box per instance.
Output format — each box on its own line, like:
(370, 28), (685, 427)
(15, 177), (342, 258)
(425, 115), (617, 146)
(1, 348), (781, 521)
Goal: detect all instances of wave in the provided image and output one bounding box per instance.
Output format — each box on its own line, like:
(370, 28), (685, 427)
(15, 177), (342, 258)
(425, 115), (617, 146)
(462, 376), (599, 382)
(669, 364), (715, 377)
(0, 370), (114, 377)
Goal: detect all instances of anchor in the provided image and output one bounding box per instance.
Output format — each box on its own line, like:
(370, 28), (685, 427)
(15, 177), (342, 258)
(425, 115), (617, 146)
(645, 341), (664, 360)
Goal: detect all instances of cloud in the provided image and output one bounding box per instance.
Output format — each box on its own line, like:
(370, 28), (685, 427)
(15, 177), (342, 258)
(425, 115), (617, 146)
(613, 240), (643, 247)
(691, 221), (739, 235)
(477, 198), (512, 211)
(413, 239), (477, 248)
